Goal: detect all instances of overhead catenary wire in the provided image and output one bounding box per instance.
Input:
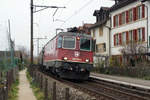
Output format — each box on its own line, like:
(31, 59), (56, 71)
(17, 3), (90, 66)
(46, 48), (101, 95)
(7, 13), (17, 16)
(48, 0), (94, 31)
(56, 0), (74, 18)
(60, 0), (94, 28)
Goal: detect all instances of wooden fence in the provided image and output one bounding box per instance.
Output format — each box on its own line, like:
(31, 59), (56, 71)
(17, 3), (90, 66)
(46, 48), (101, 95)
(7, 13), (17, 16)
(0, 67), (18, 100)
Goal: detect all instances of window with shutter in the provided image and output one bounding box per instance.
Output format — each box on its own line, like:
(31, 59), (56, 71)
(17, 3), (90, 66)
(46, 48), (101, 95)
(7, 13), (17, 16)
(126, 11), (129, 23)
(133, 7), (137, 21)
(137, 6), (142, 19)
(99, 27), (103, 36)
(133, 29), (137, 42)
(142, 27), (145, 41)
(114, 35), (116, 46)
(116, 34), (119, 45)
(119, 33), (122, 45)
(115, 15), (119, 27)
(96, 43), (106, 53)
(137, 28), (142, 42)
(135, 29), (137, 41)
(119, 14), (122, 26)
(149, 36), (150, 47)
(103, 43), (106, 52)
(126, 31), (129, 44)
(122, 12), (126, 25)
(93, 29), (95, 38)
(129, 30), (133, 42)
(113, 16), (116, 27)
(122, 32), (126, 45)
(142, 4), (145, 18)
(129, 9), (133, 22)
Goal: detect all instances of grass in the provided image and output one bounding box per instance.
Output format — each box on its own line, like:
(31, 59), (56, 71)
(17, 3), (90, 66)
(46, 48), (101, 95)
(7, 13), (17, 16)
(143, 76), (150, 80)
(26, 71), (45, 100)
(8, 79), (19, 100)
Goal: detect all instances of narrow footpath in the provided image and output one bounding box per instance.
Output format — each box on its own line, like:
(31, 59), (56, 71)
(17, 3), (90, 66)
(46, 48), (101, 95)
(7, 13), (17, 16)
(18, 70), (36, 100)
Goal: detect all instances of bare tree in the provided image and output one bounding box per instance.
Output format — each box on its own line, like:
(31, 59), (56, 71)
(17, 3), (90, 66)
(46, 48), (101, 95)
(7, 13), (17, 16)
(120, 41), (147, 66)
(17, 45), (30, 62)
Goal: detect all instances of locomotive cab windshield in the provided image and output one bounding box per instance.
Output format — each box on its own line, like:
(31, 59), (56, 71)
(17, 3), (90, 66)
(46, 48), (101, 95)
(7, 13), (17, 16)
(80, 38), (91, 51)
(63, 36), (75, 49)
(57, 35), (94, 51)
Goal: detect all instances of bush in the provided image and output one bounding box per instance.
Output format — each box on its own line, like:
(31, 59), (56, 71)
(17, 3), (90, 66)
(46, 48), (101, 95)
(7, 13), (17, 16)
(8, 79), (19, 100)
(93, 66), (150, 80)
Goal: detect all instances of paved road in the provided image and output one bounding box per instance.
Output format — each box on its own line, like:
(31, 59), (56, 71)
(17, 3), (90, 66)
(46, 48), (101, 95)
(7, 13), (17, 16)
(18, 70), (36, 100)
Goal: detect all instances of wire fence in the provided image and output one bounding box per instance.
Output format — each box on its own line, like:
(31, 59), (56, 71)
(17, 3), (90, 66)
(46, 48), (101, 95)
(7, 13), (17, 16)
(0, 27), (19, 100)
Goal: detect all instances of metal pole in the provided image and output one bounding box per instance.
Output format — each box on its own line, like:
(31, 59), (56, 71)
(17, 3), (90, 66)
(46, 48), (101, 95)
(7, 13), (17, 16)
(31, 0), (33, 64)
(30, 2), (65, 64)
(37, 39), (39, 56)
(33, 37), (47, 56)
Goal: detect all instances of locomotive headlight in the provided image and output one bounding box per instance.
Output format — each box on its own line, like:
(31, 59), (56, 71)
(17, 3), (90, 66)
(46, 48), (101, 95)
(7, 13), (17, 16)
(64, 57), (68, 60)
(85, 59), (89, 62)
(81, 68), (85, 71)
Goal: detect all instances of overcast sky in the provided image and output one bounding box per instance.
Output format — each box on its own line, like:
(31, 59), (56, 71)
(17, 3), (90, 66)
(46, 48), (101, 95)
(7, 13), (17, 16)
(0, 0), (114, 55)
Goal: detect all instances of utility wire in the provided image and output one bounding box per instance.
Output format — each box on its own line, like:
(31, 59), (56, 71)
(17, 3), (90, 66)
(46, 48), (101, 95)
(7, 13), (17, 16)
(60, 0), (94, 27)
(53, 0), (73, 21)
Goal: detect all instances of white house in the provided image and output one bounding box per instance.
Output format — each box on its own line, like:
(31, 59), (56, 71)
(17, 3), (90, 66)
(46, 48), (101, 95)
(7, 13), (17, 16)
(110, 0), (150, 63)
(90, 7), (110, 65)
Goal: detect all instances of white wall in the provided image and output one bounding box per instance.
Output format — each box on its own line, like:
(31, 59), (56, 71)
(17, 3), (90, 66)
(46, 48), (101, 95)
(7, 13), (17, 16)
(91, 20), (110, 56)
(110, 1), (149, 55)
(145, 1), (150, 52)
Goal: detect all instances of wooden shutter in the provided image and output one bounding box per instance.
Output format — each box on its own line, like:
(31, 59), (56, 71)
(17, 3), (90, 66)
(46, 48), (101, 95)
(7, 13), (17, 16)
(135, 29), (137, 41)
(126, 11), (129, 23)
(133, 7), (137, 21)
(120, 56), (122, 64)
(142, 4), (145, 18)
(119, 14), (122, 26)
(114, 16), (116, 27)
(114, 34), (116, 46)
(126, 31), (129, 44)
(119, 33), (122, 45)
(133, 29), (137, 42)
(142, 27), (145, 41)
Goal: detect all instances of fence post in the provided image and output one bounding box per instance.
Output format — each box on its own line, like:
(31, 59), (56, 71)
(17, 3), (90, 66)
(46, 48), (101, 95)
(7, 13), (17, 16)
(40, 75), (43, 89)
(4, 86), (8, 100)
(65, 88), (69, 100)
(35, 72), (37, 83)
(44, 78), (48, 100)
(6, 72), (10, 90)
(53, 82), (56, 100)
(37, 73), (40, 87)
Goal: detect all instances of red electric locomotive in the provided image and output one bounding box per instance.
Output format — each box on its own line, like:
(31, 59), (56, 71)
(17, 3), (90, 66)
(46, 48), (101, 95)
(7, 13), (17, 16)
(39, 32), (94, 80)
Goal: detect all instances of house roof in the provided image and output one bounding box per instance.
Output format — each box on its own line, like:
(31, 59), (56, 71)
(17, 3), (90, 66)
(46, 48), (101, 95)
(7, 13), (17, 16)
(110, 0), (137, 12)
(93, 10), (100, 16)
(101, 7), (110, 11)
(93, 7), (110, 16)
(89, 19), (107, 29)
(90, 7), (110, 29)
(83, 23), (93, 28)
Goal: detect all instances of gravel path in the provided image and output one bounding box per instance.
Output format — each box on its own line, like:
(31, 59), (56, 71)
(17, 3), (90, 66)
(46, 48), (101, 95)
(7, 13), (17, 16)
(18, 70), (36, 100)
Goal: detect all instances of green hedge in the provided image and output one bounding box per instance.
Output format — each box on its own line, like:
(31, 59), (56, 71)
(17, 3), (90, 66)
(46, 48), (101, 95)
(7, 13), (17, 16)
(92, 66), (150, 80)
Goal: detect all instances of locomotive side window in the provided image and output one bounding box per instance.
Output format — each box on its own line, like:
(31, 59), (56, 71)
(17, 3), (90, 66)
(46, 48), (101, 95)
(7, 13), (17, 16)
(57, 36), (63, 48)
(63, 37), (75, 49)
(80, 38), (91, 51)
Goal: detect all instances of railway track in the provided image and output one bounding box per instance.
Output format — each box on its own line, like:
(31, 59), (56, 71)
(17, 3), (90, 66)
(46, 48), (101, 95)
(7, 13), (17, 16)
(37, 68), (150, 100)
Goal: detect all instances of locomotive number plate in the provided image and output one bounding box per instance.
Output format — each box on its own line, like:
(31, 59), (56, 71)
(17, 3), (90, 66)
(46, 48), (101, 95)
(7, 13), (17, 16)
(72, 58), (82, 61)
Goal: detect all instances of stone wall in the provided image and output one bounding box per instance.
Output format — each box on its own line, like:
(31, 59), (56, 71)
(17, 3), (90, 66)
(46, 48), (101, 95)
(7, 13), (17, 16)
(33, 71), (95, 100)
